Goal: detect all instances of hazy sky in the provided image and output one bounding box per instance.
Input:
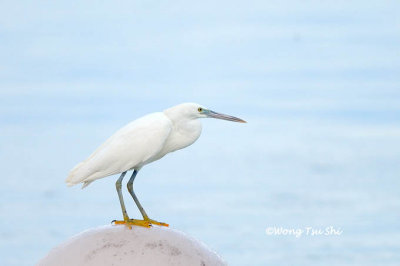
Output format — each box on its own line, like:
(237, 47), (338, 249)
(1, 0), (399, 125)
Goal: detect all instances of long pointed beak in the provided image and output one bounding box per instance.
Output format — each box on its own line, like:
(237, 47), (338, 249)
(207, 110), (247, 123)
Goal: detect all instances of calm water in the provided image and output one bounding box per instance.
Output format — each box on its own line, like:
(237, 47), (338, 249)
(1, 1), (400, 265)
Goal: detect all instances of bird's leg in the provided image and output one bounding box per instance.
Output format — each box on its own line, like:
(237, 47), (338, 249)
(126, 170), (169, 227)
(115, 171), (129, 221)
(127, 170), (149, 219)
(113, 172), (134, 227)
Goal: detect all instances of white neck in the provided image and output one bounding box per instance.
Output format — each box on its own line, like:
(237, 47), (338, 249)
(161, 113), (202, 154)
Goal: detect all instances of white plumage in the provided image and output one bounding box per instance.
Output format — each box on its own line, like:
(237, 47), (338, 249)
(66, 103), (207, 188)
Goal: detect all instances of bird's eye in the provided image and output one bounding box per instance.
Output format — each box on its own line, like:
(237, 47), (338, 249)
(198, 107), (203, 112)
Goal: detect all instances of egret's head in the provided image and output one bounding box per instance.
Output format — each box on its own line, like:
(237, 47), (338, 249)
(165, 103), (246, 123)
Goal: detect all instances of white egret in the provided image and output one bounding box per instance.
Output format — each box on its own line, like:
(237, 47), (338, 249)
(66, 103), (246, 228)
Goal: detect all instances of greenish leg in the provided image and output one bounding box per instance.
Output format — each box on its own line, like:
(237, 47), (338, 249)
(115, 171), (129, 221)
(127, 170), (149, 219)
(127, 170), (169, 227)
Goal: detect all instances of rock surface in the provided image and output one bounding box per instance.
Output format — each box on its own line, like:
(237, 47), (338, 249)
(37, 225), (226, 266)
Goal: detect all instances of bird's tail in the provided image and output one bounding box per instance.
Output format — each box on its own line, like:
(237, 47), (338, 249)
(65, 162), (86, 187)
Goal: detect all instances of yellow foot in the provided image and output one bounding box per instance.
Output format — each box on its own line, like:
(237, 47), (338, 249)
(111, 218), (169, 229)
(112, 219), (151, 229)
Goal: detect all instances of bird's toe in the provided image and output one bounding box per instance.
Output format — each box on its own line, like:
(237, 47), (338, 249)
(146, 218), (169, 227)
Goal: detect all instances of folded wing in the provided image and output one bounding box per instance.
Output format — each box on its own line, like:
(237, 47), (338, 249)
(66, 112), (172, 188)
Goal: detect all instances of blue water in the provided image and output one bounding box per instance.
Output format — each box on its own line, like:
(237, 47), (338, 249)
(1, 1), (400, 265)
